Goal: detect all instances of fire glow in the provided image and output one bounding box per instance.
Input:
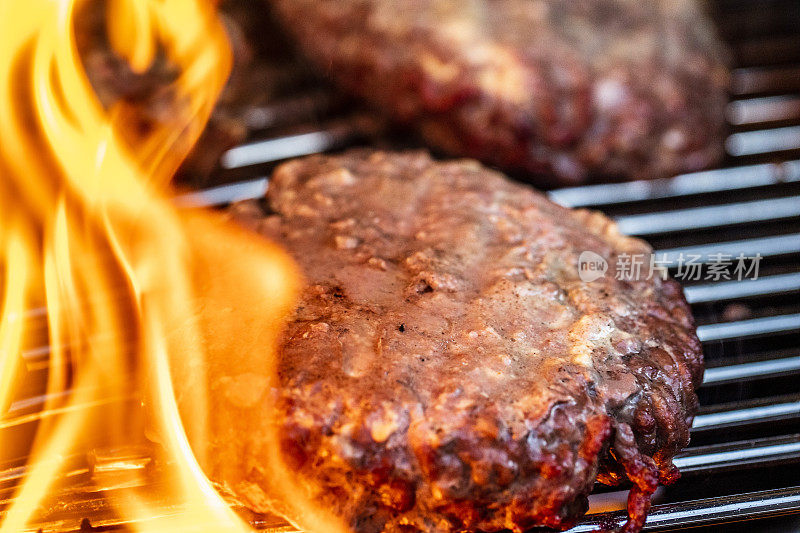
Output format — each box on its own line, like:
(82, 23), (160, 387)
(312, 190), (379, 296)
(0, 0), (336, 530)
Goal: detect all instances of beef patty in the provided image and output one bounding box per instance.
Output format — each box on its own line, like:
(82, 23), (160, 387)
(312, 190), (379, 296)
(268, 0), (729, 185)
(217, 151), (703, 532)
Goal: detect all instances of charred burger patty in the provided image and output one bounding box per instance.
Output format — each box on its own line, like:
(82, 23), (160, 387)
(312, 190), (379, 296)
(269, 0), (729, 185)
(220, 151), (703, 532)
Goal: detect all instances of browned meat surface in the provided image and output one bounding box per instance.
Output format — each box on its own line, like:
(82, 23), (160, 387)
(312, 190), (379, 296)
(215, 151), (703, 532)
(269, 0), (730, 186)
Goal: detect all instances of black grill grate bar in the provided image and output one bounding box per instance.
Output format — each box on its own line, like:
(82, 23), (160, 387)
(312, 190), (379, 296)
(703, 355), (800, 385)
(726, 125), (800, 156)
(684, 272), (800, 303)
(656, 234), (800, 265)
(614, 195), (800, 235)
(570, 485), (800, 532)
(219, 118), (373, 170)
(674, 434), (800, 474)
(696, 313), (800, 342)
(174, 177), (268, 208)
(548, 160), (800, 208)
(692, 399), (800, 432)
(221, 130), (345, 169)
(727, 95), (800, 125)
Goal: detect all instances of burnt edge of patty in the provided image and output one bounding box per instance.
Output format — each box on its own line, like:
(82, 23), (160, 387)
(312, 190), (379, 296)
(226, 150), (703, 532)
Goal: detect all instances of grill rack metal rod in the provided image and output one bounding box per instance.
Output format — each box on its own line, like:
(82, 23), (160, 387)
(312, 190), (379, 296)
(684, 272), (800, 303)
(703, 355), (800, 385)
(674, 434), (800, 474)
(727, 125), (800, 156)
(220, 118), (372, 170)
(570, 485), (800, 532)
(174, 177), (268, 208)
(728, 95), (800, 125)
(696, 313), (800, 342)
(221, 131), (342, 169)
(693, 399), (800, 431)
(657, 235), (800, 265)
(548, 160), (800, 208)
(614, 195), (800, 236)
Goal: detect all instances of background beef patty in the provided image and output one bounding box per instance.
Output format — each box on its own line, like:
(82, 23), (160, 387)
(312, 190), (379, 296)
(269, 0), (730, 186)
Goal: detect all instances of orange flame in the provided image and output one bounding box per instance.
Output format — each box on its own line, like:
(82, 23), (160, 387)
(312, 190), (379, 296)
(0, 0), (341, 531)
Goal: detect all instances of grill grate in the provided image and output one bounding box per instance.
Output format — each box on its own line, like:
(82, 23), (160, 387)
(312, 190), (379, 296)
(2, 0), (800, 530)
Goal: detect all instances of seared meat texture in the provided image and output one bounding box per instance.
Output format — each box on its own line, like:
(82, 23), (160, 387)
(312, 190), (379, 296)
(219, 151), (703, 532)
(269, 0), (729, 185)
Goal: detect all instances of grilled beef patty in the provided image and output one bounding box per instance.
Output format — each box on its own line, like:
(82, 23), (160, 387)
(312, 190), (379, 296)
(269, 0), (729, 185)
(219, 151), (703, 532)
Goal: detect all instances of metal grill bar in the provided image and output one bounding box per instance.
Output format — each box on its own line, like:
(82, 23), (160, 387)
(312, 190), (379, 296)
(174, 177), (268, 208)
(219, 117), (374, 170)
(684, 272), (800, 303)
(693, 400), (800, 431)
(614, 196), (800, 235)
(547, 160), (800, 208)
(674, 435), (800, 473)
(696, 313), (800, 342)
(221, 130), (342, 169)
(726, 125), (800, 156)
(703, 355), (800, 385)
(657, 235), (800, 265)
(728, 95), (800, 125)
(570, 486), (800, 532)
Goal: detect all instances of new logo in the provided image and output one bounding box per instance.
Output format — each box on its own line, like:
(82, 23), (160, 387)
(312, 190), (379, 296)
(578, 251), (608, 282)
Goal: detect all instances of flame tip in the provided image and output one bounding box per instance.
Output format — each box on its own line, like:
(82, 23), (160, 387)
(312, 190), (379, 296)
(1, 1), (292, 531)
